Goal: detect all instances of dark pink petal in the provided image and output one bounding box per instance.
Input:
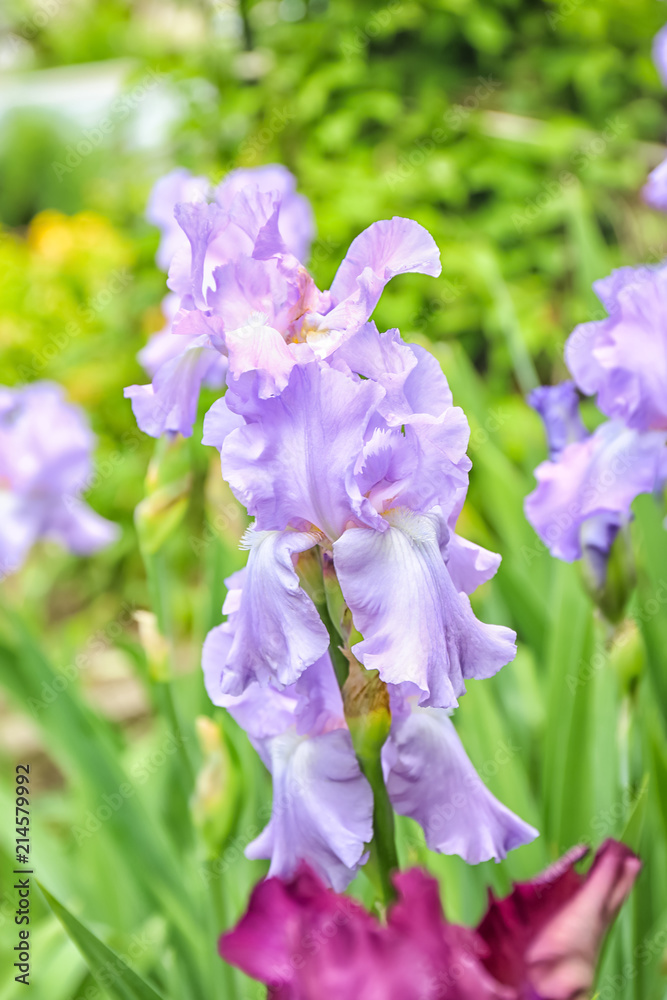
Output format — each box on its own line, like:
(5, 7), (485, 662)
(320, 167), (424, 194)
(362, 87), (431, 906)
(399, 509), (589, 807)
(477, 840), (641, 999)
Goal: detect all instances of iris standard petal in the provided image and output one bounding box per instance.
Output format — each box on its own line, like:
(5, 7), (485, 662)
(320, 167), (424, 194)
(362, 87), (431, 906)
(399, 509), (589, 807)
(221, 363), (386, 538)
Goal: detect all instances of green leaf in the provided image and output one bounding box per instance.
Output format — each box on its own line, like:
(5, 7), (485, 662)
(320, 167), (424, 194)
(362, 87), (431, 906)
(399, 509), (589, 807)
(37, 883), (165, 1000)
(619, 774), (650, 854)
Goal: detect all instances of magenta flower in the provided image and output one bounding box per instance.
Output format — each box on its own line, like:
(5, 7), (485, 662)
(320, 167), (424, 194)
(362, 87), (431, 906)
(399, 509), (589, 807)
(0, 382), (118, 578)
(220, 841), (640, 1000)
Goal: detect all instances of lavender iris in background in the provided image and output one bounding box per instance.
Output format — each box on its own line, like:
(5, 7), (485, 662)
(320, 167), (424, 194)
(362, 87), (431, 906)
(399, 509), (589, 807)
(524, 277), (667, 591)
(0, 382), (118, 579)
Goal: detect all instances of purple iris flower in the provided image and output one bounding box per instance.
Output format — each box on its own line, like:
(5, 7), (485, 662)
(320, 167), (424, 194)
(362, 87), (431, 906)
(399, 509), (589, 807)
(0, 382), (118, 578)
(565, 265), (667, 432)
(127, 165), (314, 438)
(527, 382), (587, 460)
(642, 157), (667, 212)
(525, 396), (666, 572)
(653, 22), (667, 88)
(204, 324), (516, 709)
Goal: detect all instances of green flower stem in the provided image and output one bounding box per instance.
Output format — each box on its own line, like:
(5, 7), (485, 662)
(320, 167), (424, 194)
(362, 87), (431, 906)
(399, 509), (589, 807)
(298, 546), (398, 902)
(356, 750), (399, 907)
(318, 599), (350, 688)
(342, 656), (398, 907)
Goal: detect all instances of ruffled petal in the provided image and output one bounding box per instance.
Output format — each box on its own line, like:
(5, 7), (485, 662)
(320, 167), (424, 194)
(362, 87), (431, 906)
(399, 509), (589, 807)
(221, 363), (385, 538)
(124, 339), (223, 438)
(329, 217), (441, 311)
(215, 163), (315, 263)
(478, 840), (641, 999)
(384, 708), (538, 864)
(225, 320), (296, 398)
(333, 510), (517, 708)
(146, 168), (209, 272)
(565, 264), (667, 431)
(216, 528), (329, 694)
(525, 420), (667, 562)
(202, 397), (245, 451)
(245, 728), (373, 892)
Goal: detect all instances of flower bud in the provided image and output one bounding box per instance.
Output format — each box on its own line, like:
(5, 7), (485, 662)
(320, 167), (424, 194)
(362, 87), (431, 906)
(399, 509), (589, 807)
(191, 716), (239, 859)
(343, 656), (391, 764)
(581, 524), (636, 625)
(133, 609), (169, 682)
(135, 435), (192, 555)
(608, 619), (644, 692)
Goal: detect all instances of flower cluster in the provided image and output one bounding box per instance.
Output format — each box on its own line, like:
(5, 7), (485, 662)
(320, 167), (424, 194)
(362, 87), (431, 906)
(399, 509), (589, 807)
(220, 841), (641, 1000)
(525, 272), (667, 589)
(132, 165), (537, 891)
(0, 381), (118, 578)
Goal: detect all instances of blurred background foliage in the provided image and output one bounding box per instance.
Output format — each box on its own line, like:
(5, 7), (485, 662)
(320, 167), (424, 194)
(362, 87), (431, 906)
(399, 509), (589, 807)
(1, 0), (667, 998)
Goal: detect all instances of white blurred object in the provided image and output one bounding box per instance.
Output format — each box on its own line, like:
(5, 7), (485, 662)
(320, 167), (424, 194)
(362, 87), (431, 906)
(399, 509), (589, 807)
(0, 58), (185, 149)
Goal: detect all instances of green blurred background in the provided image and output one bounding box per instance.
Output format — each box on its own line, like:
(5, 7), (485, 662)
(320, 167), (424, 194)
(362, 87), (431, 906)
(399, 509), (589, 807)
(1, 0), (667, 997)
